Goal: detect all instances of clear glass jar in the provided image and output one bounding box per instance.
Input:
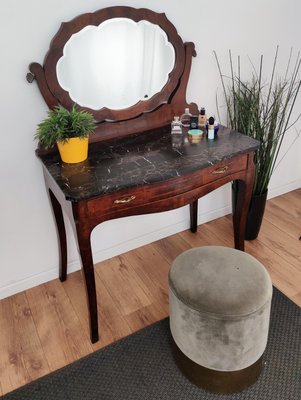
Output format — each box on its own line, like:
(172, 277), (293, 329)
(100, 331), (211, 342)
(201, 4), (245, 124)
(180, 108), (192, 128)
(171, 116), (182, 134)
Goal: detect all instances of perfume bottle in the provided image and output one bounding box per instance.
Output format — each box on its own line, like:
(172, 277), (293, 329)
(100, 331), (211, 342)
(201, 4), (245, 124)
(198, 107), (207, 130)
(214, 120), (220, 135)
(180, 108), (192, 128)
(171, 116), (182, 134)
(207, 116), (215, 140)
(190, 115), (199, 129)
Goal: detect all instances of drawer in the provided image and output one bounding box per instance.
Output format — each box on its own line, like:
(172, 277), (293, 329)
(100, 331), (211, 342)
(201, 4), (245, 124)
(143, 153), (249, 202)
(202, 154), (248, 186)
(87, 186), (146, 218)
(87, 153), (249, 219)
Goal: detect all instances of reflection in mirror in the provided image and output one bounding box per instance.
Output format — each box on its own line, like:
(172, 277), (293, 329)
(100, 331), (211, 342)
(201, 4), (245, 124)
(57, 18), (175, 110)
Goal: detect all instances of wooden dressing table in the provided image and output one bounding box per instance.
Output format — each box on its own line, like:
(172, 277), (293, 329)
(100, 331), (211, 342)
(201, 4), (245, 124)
(28, 6), (259, 343)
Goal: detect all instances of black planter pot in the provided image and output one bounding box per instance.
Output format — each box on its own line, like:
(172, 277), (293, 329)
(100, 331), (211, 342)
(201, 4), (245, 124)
(232, 188), (268, 241)
(245, 191), (268, 240)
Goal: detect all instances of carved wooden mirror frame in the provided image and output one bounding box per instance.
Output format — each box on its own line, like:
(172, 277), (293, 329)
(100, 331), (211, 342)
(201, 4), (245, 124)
(27, 6), (198, 153)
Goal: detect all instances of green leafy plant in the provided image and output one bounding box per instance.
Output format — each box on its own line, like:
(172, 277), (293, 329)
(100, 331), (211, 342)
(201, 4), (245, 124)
(214, 48), (301, 195)
(35, 104), (96, 149)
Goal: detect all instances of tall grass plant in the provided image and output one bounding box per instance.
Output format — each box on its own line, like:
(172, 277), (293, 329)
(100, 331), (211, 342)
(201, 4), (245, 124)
(214, 48), (301, 195)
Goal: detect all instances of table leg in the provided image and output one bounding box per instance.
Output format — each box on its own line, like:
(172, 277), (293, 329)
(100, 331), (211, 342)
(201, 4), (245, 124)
(74, 222), (99, 343)
(232, 163), (254, 251)
(48, 189), (67, 281)
(190, 200), (198, 233)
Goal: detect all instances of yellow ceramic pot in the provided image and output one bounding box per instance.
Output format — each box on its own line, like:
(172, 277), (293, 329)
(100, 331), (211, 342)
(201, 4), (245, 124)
(57, 137), (89, 163)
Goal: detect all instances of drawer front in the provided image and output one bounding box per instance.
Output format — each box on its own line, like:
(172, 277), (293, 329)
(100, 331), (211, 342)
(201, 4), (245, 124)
(143, 153), (249, 202)
(87, 153), (248, 219)
(87, 186), (146, 218)
(202, 154), (248, 186)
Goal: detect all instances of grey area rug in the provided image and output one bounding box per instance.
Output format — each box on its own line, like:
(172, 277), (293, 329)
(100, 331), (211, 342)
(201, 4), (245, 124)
(2, 288), (300, 400)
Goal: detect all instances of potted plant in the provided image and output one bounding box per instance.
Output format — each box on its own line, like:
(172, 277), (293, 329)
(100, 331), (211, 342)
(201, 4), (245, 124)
(214, 48), (301, 239)
(35, 104), (96, 163)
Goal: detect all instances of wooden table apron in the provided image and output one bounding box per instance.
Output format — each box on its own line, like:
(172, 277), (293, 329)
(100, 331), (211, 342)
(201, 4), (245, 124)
(41, 147), (255, 343)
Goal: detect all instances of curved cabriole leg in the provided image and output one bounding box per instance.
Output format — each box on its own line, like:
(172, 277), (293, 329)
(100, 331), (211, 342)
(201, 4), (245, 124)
(232, 180), (247, 251)
(232, 155), (255, 251)
(72, 209), (99, 343)
(48, 189), (67, 281)
(190, 200), (198, 233)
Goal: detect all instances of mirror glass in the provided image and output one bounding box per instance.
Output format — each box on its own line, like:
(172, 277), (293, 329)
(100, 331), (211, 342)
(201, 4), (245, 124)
(56, 18), (175, 110)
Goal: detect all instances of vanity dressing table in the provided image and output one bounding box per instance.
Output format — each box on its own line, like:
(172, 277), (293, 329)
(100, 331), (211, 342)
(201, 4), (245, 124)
(27, 6), (259, 343)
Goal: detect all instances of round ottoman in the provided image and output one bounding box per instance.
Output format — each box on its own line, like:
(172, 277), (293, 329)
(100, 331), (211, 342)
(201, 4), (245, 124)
(169, 246), (273, 393)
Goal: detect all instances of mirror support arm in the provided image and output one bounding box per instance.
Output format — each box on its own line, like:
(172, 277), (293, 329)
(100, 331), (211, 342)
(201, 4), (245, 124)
(27, 62), (58, 110)
(170, 42), (197, 109)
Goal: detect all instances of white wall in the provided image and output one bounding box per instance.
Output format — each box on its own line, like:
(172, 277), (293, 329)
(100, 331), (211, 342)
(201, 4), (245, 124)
(1, 0), (301, 299)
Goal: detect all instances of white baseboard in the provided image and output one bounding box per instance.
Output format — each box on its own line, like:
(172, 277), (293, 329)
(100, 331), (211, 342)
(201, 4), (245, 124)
(91, 203), (232, 265)
(1, 179), (300, 300)
(267, 179), (301, 199)
(0, 203), (230, 300)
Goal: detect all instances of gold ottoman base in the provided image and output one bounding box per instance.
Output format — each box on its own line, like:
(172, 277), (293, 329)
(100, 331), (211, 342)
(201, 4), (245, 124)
(173, 338), (263, 394)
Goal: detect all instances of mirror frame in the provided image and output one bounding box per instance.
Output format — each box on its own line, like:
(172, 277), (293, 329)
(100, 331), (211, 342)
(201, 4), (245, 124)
(28, 6), (198, 152)
(55, 18), (176, 112)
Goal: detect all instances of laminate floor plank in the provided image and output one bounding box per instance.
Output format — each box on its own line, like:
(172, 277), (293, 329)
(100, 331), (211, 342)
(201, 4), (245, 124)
(294, 187), (301, 196)
(26, 280), (93, 372)
(12, 292), (50, 381)
(257, 218), (301, 269)
(95, 256), (152, 316)
(0, 296), (31, 395)
(124, 301), (168, 333)
(120, 245), (170, 306)
(0, 291), (51, 395)
(180, 223), (232, 249)
(59, 270), (90, 338)
(269, 192), (301, 219)
(291, 291), (301, 308)
(151, 233), (192, 263)
(62, 269), (133, 349)
(94, 267), (133, 342)
(265, 199), (301, 239)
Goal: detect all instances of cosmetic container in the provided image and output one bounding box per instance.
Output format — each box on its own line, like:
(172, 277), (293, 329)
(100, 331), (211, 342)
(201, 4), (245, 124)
(188, 129), (203, 143)
(198, 107), (207, 129)
(214, 120), (219, 135)
(180, 108), (192, 128)
(190, 116), (198, 129)
(208, 116), (215, 140)
(171, 116), (182, 134)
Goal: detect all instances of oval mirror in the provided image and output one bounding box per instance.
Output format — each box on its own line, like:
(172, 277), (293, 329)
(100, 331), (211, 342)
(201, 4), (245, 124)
(35, 7), (187, 125)
(56, 18), (175, 110)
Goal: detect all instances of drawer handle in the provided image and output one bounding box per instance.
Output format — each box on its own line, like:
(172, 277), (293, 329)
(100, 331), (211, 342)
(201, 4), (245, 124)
(114, 195), (136, 204)
(212, 166), (229, 175)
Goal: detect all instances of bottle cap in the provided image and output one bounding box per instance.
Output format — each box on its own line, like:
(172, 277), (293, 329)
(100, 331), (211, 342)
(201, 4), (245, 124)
(185, 108), (190, 114)
(174, 116), (180, 121)
(200, 107), (206, 115)
(208, 116), (214, 125)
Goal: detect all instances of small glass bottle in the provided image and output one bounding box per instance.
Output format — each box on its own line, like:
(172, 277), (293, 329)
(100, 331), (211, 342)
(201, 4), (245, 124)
(208, 116), (215, 140)
(198, 107), (207, 130)
(171, 116), (182, 134)
(180, 108), (192, 128)
(214, 119), (220, 135)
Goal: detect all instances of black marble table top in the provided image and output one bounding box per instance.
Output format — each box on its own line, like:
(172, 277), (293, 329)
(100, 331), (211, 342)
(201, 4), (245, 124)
(39, 126), (260, 202)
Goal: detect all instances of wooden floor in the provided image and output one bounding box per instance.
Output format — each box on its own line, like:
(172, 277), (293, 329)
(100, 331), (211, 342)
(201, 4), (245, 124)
(0, 189), (300, 395)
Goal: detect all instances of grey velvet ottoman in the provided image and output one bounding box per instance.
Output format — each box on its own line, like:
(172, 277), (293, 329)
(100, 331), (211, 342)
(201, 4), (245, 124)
(169, 246), (273, 393)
